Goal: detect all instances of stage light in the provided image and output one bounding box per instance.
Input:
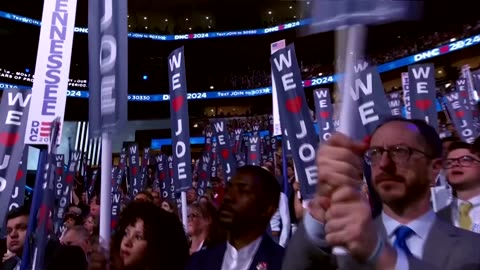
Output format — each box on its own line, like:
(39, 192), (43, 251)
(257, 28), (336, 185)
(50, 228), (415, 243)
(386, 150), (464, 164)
(289, 6), (292, 9)
(186, 18), (189, 21)
(128, 25), (131, 27)
(145, 26), (148, 29)
(165, 19), (168, 22)
(189, 27), (192, 30)
(306, 1), (310, 4)
(143, 75), (148, 80)
(318, 73), (323, 76)
(193, 123), (198, 128)
(206, 16), (209, 19)
(210, 86), (214, 89)
(25, 68), (30, 73)
(450, 38), (456, 42)
(268, 11), (272, 15)
(144, 16), (147, 20)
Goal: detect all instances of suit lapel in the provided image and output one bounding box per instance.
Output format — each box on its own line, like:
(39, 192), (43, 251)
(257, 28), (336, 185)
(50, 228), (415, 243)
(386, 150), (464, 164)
(209, 243), (227, 270)
(374, 217), (387, 239)
(249, 235), (271, 270)
(423, 219), (459, 268)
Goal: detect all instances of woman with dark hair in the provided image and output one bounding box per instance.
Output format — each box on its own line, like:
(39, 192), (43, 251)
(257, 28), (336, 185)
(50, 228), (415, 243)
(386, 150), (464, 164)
(187, 202), (225, 254)
(89, 201), (189, 270)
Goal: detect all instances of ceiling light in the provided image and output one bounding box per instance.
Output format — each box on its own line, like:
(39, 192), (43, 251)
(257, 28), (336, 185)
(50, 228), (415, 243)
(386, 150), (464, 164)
(165, 19), (168, 22)
(210, 86), (214, 89)
(289, 6), (292, 9)
(189, 27), (192, 30)
(144, 16), (147, 20)
(268, 11), (272, 15)
(206, 16), (209, 19)
(186, 18), (189, 21)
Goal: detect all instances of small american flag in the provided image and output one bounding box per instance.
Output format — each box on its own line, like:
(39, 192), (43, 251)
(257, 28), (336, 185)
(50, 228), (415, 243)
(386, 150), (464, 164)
(271, 40), (285, 51)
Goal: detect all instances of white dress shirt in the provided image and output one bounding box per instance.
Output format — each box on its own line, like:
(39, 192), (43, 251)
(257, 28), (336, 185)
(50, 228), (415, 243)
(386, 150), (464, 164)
(269, 192), (291, 247)
(382, 210), (436, 269)
(451, 194), (480, 232)
(221, 236), (262, 270)
(304, 209), (436, 270)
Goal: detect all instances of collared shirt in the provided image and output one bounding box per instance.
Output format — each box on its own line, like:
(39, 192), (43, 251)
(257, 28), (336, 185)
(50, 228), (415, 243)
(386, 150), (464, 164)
(269, 192), (290, 247)
(304, 209), (436, 270)
(220, 236), (262, 270)
(382, 210), (436, 269)
(451, 195), (480, 232)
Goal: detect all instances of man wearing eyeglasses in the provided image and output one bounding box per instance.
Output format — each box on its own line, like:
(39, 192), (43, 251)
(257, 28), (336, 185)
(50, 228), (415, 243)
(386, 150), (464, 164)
(282, 118), (480, 270)
(437, 141), (480, 233)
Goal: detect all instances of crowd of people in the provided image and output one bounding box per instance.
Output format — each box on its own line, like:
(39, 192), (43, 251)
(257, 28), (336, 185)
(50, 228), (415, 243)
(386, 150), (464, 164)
(215, 20), (480, 91)
(4, 113), (480, 269)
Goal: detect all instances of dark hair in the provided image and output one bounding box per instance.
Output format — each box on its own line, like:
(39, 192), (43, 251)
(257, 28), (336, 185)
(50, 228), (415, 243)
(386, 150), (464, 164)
(210, 176), (221, 183)
(64, 213), (84, 226)
(442, 136), (458, 144)
(236, 165), (280, 210)
(7, 204), (30, 221)
(447, 141), (477, 155)
(374, 117), (442, 159)
(111, 201), (189, 270)
(134, 191), (153, 202)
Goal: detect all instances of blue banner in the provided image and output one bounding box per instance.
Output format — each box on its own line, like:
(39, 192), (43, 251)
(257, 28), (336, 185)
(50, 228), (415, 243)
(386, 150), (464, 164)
(445, 91), (477, 143)
(270, 44), (318, 200)
(387, 91), (403, 116)
(313, 88), (335, 143)
(408, 63), (439, 131)
(140, 148), (150, 190)
(128, 143), (141, 197)
(53, 154), (65, 234)
(88, 0), (128, 136)
(155, 154), (169, 199)
(31, 118), (61, 270)
(0, 89), (31, 230)
(168, 47), (193, 192)
(8, 146), (28, 212)
(212, 120), (237, 181)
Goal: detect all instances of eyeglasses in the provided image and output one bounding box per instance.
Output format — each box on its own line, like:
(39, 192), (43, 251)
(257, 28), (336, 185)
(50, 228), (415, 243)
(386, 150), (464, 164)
(364, 145), (432, 166)
(444, 155), (480, 169)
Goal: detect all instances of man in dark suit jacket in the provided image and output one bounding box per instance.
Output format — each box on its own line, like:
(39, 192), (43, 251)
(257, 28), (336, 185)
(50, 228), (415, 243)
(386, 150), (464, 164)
(283, 119), (480, 270)
(1, 205), (30, 270)
(187, 165), (284, 270)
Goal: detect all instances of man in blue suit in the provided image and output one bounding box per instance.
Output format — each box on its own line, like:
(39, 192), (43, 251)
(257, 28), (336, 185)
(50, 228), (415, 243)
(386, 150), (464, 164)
(186, 165), (285, 270)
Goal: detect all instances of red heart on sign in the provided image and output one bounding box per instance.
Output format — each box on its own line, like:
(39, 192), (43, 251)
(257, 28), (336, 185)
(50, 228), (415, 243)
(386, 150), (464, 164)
(221, 149), (229, 159)
(111, 219), (117, 229)
(0, 132), (19, 147)
(320, 111), (330, 119)
(159, 172), (165, 180)
(66, 174), (74, 184)
(250, 153), (257, 161)
(415, 100), (432, 111)
(200, 171), (207, 179)
(172, 96), (184, 112)
(286, 96), (302, 113)
(460, 91), (469, 98)
(132, 167), (138, 176)
(456, 110), (465, 118)
(16, 170), (23, 182)
(205, 144), (211, 151)
(56, 168), (63, 176)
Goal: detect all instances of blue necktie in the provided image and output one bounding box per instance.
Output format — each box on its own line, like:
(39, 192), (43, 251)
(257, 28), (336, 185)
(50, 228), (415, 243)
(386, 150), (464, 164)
(393, 226), (414, 256)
